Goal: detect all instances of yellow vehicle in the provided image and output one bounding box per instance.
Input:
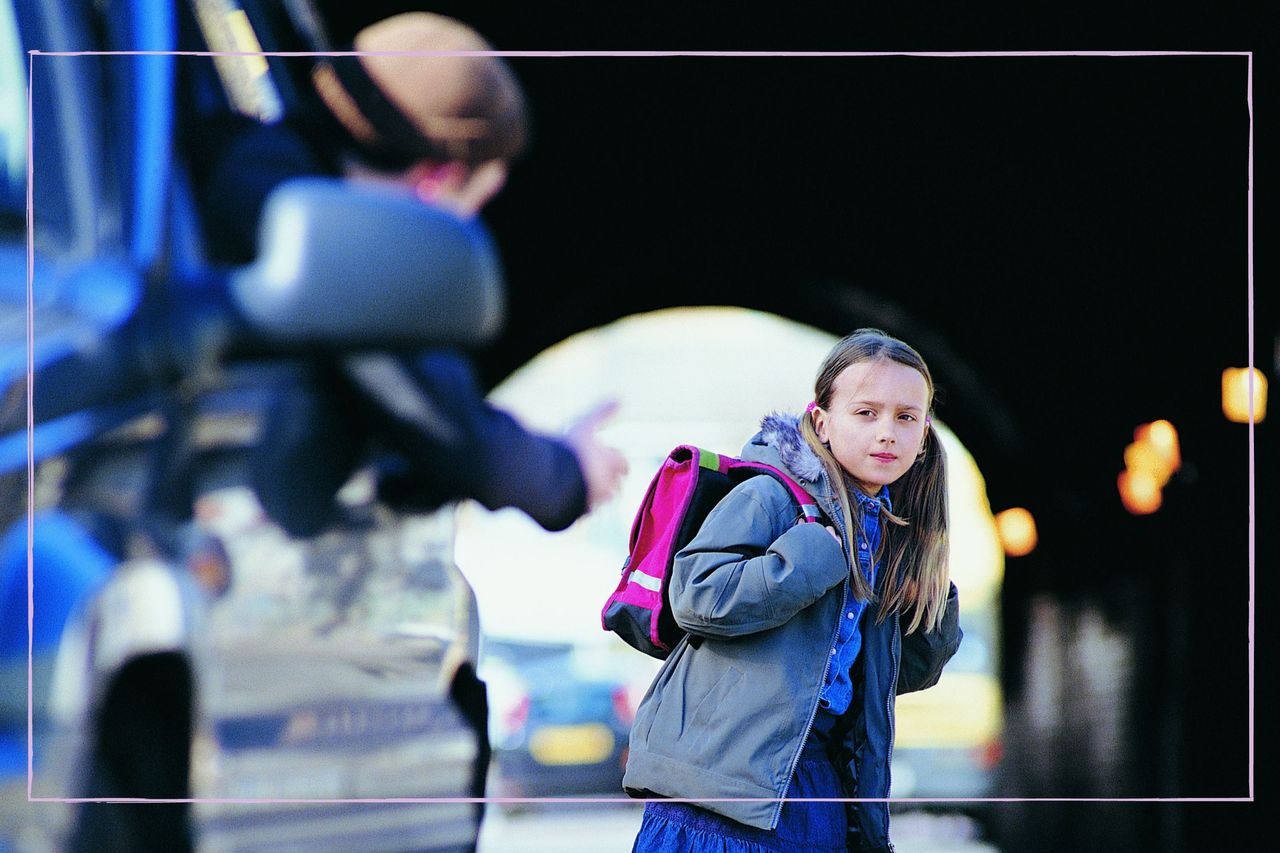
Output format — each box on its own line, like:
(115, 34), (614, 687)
(892, 604), (1003, 805)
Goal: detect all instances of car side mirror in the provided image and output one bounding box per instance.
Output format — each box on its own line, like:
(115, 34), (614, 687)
(228, 177), (505, 348)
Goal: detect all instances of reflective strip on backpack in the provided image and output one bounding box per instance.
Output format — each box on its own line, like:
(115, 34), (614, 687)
(628, 572), (662, 593)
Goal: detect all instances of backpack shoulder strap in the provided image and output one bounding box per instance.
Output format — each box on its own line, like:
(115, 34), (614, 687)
(722, 458), (822, 523)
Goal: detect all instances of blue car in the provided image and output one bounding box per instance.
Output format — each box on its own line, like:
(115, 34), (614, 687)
(1, 2), (507, 850)
(482, 639), (641, 801)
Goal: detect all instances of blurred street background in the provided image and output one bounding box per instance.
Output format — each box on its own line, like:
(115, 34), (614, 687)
(1, 2), (1269, 852)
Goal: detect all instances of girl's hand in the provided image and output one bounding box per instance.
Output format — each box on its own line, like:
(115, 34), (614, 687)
(825, 525), (841, 543)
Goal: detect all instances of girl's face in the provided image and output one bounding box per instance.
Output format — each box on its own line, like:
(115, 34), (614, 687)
(813, 359), (931, 496)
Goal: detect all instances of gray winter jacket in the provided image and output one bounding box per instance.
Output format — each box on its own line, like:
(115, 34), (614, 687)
(622, 413), (962, 852)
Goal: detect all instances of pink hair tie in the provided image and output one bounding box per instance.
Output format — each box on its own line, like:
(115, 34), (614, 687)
(805, 401), (818, 414)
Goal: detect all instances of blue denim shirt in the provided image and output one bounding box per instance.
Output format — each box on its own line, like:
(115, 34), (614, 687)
(818, 485), (891, 716)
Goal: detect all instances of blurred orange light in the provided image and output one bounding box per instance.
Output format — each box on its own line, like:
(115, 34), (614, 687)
(1122, 420), (1180, 508)
(1123, 441), (1173, 487)
(1123, 419), (1181, 488)
(1222, 368), (1268, 423)
(1118, 470), (1162, 515)
(1146, 420), (1181, 470)
(994, 507), (1037, 557)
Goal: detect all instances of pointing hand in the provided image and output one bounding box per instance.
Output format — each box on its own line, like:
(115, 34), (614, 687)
(565, 400), (629, 511)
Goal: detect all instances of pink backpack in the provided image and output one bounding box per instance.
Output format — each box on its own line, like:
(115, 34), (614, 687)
(601, 445), (822, 659)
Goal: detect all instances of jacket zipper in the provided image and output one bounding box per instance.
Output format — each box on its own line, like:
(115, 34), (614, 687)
(771, 498), (851, 829)
(882, 612), (902, 846)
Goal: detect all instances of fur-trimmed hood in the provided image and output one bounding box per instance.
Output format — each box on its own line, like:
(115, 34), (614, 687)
(740, 411), (834, 501)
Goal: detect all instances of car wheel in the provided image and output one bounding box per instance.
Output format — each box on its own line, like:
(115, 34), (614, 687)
(67, 652), (194, 853)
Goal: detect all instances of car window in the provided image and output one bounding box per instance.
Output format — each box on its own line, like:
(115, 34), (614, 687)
(948, 606), (998, 674)
(0, 0), (26, 235)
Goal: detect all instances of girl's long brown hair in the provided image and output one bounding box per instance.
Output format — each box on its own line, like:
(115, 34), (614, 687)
(799, 328), (950, 635)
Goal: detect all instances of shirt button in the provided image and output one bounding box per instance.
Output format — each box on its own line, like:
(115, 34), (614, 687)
(860, 542), (867, 550)
(847, 612), (855, 619)
(830, 648), (836, 655)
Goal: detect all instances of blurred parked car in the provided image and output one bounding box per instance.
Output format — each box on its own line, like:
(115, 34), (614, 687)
(482, 638), (649, 800)
(1, 1), (503, 850)
(891, 604), (1003, 817)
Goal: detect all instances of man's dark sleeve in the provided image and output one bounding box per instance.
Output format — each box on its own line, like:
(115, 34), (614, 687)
(191, 117), (331, 265)
(341, 350), (588, 531)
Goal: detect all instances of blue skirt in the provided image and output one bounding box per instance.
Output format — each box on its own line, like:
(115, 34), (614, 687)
(631, 711), (847, 853)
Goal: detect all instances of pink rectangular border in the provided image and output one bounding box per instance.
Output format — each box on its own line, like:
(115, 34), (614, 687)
(25, 49), (1254, 806)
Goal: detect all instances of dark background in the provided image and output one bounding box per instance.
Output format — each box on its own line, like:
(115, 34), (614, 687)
(312, 3), (1266, 849)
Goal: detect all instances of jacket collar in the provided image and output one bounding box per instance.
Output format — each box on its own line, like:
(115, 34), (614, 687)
(740, 411), (838, 518)
(740, 410), (820, 475)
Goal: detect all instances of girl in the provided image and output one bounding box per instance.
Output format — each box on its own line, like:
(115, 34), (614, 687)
(623, 328), (962, 853)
